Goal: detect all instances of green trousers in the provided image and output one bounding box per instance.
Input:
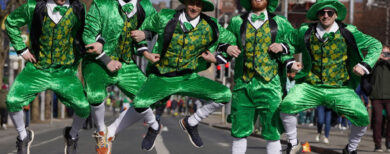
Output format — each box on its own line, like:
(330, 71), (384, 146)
(280, 82), (369, 126)
(230, 76), (284, 140)
(6, 63), (90, 118)
(82, 60), (146, 104)
(133, 73), (231, 108)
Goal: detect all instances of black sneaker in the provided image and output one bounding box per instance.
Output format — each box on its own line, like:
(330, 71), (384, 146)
(284, 140), (302, 154)
(179, 116), (203, 148)
(63, 127), (78, 154)
(141, 122), (161, 151)
(343, 144), (357, 154)
(16, 129), (34, 154)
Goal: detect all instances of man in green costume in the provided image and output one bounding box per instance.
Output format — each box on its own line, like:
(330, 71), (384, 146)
(82, 0), (157, 153)
(279, 0), (382, 153)
(5, 0), (90, 153)
(222, 0), (300, 153)
(131, 0), (235, 150)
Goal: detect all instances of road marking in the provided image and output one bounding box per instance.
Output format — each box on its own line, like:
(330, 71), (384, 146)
(155, 132), (170, 154)
(217, 142), (230, 147)
(31, 135), (63, 148)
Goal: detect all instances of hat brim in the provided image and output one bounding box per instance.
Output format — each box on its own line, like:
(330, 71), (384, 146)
(179, 0), (215, 12)
(307, 1), (347, 21)
(240, 0), (279, 13)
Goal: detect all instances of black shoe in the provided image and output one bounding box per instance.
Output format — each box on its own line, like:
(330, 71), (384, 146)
(63, 127), (78, 154)
(343, 144), (357, 154)
(283, 140), (302, 154)
(16, 129), (34, 154)
(179, 116), (203, 148)
(141, 122), (161, 151)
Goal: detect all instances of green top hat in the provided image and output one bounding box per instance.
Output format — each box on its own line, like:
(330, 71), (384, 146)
(240, 0), (279, 13)
(179, 0), (215, 12)
(307, 0), (347, 21)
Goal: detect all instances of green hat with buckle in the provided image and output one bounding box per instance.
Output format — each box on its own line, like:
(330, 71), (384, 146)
(179, 0), (215, 12)
(240, 0), (279, 13)
(307, 0), (347, 21)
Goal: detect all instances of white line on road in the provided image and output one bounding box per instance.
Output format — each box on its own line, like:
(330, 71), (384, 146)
(31, 135), (63, 148)
(217, 142), (230, 147)
(155, 130), (170, 154)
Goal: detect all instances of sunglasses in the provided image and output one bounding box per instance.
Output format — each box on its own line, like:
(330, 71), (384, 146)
(318, 10), (335, 17)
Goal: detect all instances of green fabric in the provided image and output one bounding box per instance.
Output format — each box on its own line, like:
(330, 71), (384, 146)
(132, 73), (231, 108)
(111, 12), (138, 63)
(280, 83), (369, 126)
(83, 0), (156, 60)
(226, 14), (294, 86)
(154, 19), (213, 74)
(82, 59), (146, 104)
(35, 9), (78, 69)
(139, 9), (236, 73)
(306, 0), (347, 21)
(242, 21), (278, 82)
(289, 23), (382, 89)
(251, 13), (265, 21)
(183, 22), (193, 31)
(122, 3), (134, 13)
(178, 0), (214, 12)
(230, 76), (284, 140)
(53, 6), (68, 16)
(305, 30), (349, 86)
(6, 63), (90, 118)
(240, 0), (279, 13)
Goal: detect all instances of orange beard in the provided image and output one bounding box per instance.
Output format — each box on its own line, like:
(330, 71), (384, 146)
(251, 0), (268, 12)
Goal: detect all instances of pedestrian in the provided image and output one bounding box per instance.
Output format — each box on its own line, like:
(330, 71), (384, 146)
(279, 0), (382, 153)
(82, 0), (158, 152)
(315, 106), (332, 144)
(23, 105), (30, 128)
(5, 0), (91, 153)
(131, 0), (236, 150)
(0, 84), (8, 129)
(367, 45), (390, 152)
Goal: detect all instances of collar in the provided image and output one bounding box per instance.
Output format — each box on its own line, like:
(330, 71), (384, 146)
(315, 22), (339, 40)
(179, 11), (200, 28)
(247, 9), (268, 30)
(118, 0), (138, 18)
(47, 0), (70, 24)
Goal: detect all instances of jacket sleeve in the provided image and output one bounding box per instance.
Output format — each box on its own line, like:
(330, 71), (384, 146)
(276, 17), (296, 65)
(5, 3), (31, 53)
(139, 12), (160, 33)
(208, 19), (236, 53)
(350, 25), (382, 71)
(82, 1), (102, 45)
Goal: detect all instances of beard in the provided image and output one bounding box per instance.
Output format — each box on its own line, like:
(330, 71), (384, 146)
(251, 0), (268, 12)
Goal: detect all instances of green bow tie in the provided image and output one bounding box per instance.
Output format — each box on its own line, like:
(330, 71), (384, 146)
(251, 13), (265, 22)
(183, 22), (193, 31)
(53, 6), (68, 16)
(322, 32), (335, 41)
(122, 3), (134, 13)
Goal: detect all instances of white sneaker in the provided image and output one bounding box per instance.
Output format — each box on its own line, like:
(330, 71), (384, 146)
(315, 134), (321, 142)
(323, 137), (329, 144)
(1, 124), (6, 129)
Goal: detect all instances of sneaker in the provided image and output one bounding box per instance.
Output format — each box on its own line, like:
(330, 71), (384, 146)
(93, 131), (110, 154)
(342, 144), (357, 154)
(16, 129), (34, 154)
(63, 127), (78, 154)
(141, 122), (161, 151)
(284, 140), (302, 154)
(107, 136), (115, 153)
(1, 124), (7, 129)
(374, 148), (383, 152)
(179, 116), (203, 148)
(315, 134), (321, 142)
(323, 137), (329, 144)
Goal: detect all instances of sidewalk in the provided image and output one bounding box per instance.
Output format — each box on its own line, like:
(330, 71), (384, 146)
(201, 113), (380, 154)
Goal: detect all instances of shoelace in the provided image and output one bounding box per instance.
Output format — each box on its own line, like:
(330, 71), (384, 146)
(92, 134), (106, 147)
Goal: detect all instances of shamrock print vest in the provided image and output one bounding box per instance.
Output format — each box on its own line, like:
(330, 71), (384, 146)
(305, 30), (350, 86)
(242, 21), (278, 82)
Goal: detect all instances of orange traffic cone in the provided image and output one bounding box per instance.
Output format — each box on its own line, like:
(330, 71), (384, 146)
(302, 141), (312, 153)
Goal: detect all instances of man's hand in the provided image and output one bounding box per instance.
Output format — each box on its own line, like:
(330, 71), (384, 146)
(201, 51), (217, 63)
(268, 43), (284, 54)
(291, 62), (303, 72)
(21, 49), (37, 63)
(143, 52), (160, 63)
(106, 60), (122, 72)
(227, 45), (241, 58)
(131, 30), (146, 43)
(85, 42), (103, 54)
(353, 65), (366, 76)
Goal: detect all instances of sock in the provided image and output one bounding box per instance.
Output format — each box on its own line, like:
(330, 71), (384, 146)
(141, 108), (159, 130)
(107, 107), (143, 138)
(280, 113), (298, 145)
(70, 114), (86, 139)
(91, 103), (106, 132)
(267, 140), (282, 154)
(188, 102), (224, 126)
(348, 125), (367, 152)
(10, 111), (27, 140)
(232, 137), (247, 154)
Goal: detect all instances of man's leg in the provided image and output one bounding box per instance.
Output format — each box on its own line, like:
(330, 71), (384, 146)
(371, 99), (384, 149)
